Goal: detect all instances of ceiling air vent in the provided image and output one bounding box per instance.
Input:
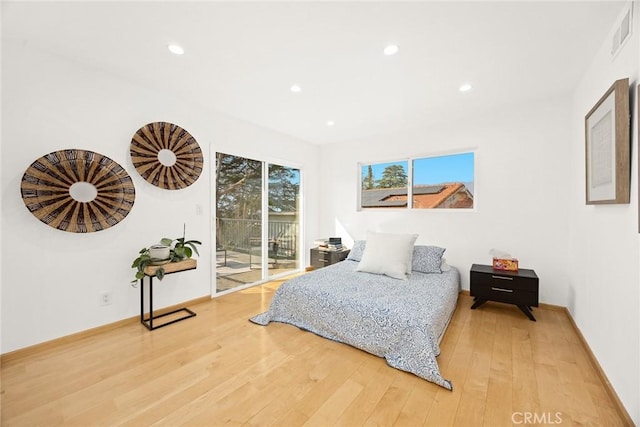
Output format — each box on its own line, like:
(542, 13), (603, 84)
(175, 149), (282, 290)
(611, 4), (633, 57)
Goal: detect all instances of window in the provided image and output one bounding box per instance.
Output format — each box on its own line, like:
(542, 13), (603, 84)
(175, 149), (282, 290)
(360, 152), (474, 210)
(360, 160), (409, 208)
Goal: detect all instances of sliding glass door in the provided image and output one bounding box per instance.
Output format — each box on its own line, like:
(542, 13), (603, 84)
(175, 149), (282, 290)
(215, 152), (300, 294)
(267, 164), (300, 277)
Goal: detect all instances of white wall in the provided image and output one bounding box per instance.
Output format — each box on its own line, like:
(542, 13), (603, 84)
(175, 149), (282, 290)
(568, 3), (639, 424)
(0, 41), (320, 353)
(319, 95), (572, 304)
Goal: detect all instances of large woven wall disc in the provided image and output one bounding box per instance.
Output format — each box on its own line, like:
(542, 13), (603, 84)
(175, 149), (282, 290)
(20, 149), (135, 233)
(130, 122), (203, 189)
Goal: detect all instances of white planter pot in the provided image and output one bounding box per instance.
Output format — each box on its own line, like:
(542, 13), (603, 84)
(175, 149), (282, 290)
(149, 244), (170, 261)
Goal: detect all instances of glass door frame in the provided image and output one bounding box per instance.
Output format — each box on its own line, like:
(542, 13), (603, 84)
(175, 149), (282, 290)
(263, 162), (302, 282)
(211, 148), (303, 298)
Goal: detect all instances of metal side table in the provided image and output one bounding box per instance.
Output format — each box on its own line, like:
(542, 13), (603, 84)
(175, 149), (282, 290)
(140, 259), (197, 330)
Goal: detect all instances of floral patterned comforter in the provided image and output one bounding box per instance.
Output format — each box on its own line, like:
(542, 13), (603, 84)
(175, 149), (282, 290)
(250, 260), (460, 390)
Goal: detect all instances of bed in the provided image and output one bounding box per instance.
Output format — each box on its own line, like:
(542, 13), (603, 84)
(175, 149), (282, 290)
(250, 242), (460, 390)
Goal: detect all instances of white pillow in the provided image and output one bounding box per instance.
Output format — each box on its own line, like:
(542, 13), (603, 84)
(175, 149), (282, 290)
(356, 231), (418, 279)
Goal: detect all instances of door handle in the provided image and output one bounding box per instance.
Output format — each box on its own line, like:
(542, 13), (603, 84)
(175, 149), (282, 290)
(491, 287), (514, 293)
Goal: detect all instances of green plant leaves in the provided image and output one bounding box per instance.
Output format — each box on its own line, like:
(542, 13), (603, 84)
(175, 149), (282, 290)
(131, 226), (201, 284)
(174, 246), (185, 258)
(185, 240), (201, 256)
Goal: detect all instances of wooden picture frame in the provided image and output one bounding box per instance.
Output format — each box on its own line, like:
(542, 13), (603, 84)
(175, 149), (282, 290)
(585, 78), (630, 205)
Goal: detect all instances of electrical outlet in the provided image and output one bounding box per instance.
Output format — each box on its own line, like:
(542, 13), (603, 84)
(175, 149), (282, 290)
(99, 291), (112, 306)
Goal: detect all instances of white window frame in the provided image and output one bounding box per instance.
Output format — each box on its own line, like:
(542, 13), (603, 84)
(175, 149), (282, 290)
(358, 149), (477, 212)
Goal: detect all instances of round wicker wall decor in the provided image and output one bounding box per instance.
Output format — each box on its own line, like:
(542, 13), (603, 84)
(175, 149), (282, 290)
(20, 149), (136, 233)
(130, 122), (203, 190)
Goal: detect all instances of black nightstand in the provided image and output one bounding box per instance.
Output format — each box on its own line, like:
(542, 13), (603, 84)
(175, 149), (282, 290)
(470, 264), (539, 321)
(310, 248), (350, 269)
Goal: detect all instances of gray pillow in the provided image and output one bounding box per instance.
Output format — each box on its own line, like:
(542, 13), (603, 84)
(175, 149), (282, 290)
(346, 240), (366, 261)
(412, 246), (446, 273)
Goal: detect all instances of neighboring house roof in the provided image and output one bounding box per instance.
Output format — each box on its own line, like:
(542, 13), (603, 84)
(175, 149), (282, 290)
(361, 188), (409, 207)
(415, 183), (464, 208)
(361, 183), (472, 208)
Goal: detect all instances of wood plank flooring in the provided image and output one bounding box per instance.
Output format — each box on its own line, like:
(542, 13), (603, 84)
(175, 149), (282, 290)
(1, 280), (630, 426)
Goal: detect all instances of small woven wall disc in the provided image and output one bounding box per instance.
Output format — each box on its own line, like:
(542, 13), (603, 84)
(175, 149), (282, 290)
(20, 149), (135, 233)
(130, 122), (203, 189)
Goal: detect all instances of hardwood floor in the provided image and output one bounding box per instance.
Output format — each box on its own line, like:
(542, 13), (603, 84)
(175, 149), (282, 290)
(1, 280), (631, 426)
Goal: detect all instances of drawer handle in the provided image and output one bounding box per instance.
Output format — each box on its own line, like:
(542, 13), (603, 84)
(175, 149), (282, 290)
(491, 275), (513, 280)
(491, 287), (513, 293)
(320, 259), (328, 263)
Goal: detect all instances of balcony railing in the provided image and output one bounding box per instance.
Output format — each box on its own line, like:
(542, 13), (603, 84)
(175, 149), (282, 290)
(217, 217), (298, 258)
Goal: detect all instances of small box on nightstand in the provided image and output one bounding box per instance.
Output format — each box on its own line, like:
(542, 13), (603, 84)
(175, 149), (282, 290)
(492, 257), (518, 271)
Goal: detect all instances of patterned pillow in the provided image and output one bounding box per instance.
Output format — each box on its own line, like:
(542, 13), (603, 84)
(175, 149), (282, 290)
(412, 246), (446, 273)
(346, 240), (366, 261)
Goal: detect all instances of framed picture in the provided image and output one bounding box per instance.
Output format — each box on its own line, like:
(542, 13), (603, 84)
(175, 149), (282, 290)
(585, 78), (630, 205)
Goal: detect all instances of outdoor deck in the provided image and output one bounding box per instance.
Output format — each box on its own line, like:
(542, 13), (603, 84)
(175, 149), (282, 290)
(216, 249), (297, 292)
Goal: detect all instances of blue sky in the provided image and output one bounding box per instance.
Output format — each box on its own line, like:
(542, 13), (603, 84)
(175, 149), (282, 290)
(362, 152), (474, 185)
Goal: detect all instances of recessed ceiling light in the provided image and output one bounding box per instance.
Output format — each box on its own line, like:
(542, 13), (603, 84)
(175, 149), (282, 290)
(459, 83), (472, 92)
(383, 44), (399, 56)
(168, 44), (184, 55)
(326, 120), (335, 127)
(290, 84), (301, 93)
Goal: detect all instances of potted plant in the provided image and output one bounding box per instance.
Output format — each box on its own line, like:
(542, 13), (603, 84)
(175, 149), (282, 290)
(131, 224), (202, 284)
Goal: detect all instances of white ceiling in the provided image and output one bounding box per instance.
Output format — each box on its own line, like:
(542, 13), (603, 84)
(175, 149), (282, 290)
(2, 1), (626, 145)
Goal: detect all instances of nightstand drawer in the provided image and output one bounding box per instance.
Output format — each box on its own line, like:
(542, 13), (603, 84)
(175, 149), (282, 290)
(316, 251), (331, 262)
(471, 280), (537, 305)
(310, 248), (350, 269)
(311, 252), (330, 268)
(471, 271), (538, 306)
